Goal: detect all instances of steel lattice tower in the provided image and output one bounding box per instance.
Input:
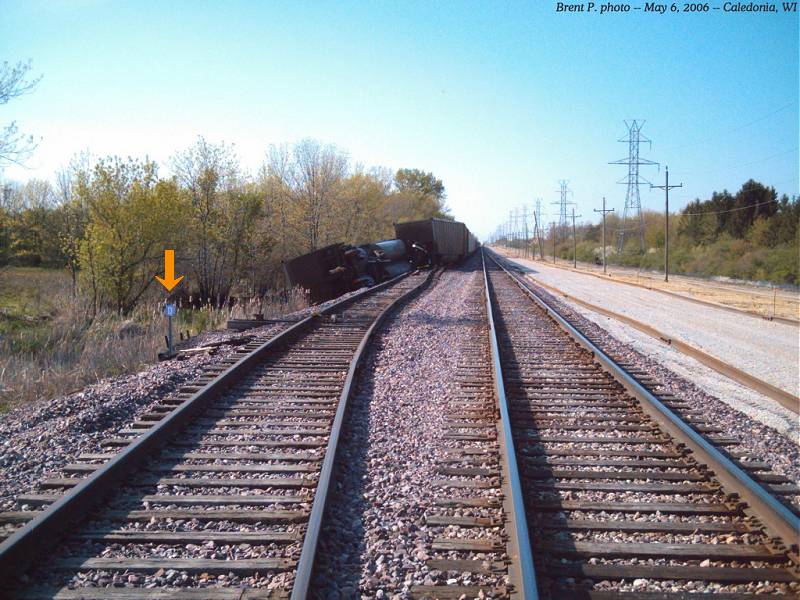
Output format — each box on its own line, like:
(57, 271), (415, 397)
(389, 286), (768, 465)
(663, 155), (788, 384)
(610, 120), (658, 253)
(552, 180), (572, 240)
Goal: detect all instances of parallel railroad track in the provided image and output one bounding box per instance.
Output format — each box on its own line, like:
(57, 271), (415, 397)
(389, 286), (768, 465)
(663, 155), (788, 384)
(0, 269), (432, 600)
(482, 249), (800, 598)
(491, 251), (800, 515)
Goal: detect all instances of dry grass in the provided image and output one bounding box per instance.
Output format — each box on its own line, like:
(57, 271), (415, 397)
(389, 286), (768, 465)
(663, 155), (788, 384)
(226, 288), (310, 320)
(1, 295), (165, 409)
(0, 268), (310, 411)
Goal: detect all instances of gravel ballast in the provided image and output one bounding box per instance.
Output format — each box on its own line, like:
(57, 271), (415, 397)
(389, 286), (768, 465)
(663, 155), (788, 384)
(0, 323), (297, 511)
(311, 257), (509, 599)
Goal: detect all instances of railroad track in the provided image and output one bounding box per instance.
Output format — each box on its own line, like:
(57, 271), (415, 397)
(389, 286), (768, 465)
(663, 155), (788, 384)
(482, 249), (800, 598)
(490, 250), (800, 515)
(407, 265), (534, 599)
(0, 269), (432, 599)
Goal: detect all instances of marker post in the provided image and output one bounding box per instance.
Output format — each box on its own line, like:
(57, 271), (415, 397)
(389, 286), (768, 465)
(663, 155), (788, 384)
(165, 303), (177, 356)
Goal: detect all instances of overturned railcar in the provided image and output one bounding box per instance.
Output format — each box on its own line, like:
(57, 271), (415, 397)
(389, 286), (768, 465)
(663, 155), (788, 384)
(284, 218), (479, 303)
(283, 239), (415, 303)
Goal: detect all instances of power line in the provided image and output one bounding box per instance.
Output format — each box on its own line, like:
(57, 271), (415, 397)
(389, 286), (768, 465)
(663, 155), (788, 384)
(677, 198), (781, 217)
(661, 102), (797, 153)
(680, 146), (799, 178)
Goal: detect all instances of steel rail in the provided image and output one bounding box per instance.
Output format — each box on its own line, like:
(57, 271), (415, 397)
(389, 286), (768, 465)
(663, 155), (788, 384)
(290, 268), (436, 599)
(486, 248), (800, 553)
(0, 270), (417, 582)
(480, 250), (539, 599)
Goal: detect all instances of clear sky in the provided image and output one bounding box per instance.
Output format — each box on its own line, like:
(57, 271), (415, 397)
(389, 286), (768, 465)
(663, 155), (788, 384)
(1, 0), (797, 239)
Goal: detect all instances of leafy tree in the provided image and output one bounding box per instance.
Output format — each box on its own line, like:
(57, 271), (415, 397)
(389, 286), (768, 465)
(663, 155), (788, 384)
(395, 168), (445, 200)
(78, 157), (187, 314)
(394, 168), (450, 219)
(769, 195), (800, 246)
(6, 179), (63, 266)
(729, 180), (777, 238)
(335, 170), (393, 243)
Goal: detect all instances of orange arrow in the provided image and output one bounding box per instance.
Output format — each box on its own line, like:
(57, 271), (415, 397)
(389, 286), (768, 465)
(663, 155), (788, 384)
(155, 249), (184, 292)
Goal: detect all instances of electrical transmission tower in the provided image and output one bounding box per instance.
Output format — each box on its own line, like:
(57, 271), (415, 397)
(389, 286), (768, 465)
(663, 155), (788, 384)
(610, 120), (658, 254)
(552, 180), (572, 241)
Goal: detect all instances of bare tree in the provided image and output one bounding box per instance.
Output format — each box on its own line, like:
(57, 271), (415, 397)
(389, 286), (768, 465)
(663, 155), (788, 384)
(55, 152), (93, 294)
(171, 137), (255, 302)
(291, 139), (348, 251)
(261, 140), (350, 255)
(0, 60), (42, 167)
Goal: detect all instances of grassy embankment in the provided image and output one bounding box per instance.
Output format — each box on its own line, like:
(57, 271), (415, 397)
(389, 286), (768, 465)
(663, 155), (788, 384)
(0, 267), (307, 411)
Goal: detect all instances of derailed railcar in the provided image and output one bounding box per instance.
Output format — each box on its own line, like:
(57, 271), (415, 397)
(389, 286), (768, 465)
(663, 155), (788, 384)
(283, 243), (355, 303)
(394, 218), (469, 264)
(283, 217), (479, 303)
(283, 239), (415, 303)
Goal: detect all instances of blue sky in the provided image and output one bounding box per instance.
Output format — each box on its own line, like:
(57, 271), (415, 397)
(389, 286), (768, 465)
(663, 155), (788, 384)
(1, 0), (797, 239)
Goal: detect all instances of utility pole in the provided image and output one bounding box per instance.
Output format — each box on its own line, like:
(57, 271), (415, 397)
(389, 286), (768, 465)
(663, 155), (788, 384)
(551, 222), (556, 264)
(512, 208), (520, 257)
(522, 205), (530, 259)
(594, 197), (615, 274)
(571, 207), (583, 268)
(509, 210), (516, 256)
(534, 199), (544, 259)
(651, 166), (682, 282)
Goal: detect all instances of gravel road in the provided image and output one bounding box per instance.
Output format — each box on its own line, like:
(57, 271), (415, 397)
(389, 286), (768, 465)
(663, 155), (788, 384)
(501, 255), (799, 398)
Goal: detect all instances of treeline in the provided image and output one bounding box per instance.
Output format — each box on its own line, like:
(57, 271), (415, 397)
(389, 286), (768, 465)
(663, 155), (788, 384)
(0, 137), (450, 313)
(515, 180), (799, 284)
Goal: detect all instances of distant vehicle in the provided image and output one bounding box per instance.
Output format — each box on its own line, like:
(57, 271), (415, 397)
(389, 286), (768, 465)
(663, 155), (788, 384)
(283, 218), (479, 302)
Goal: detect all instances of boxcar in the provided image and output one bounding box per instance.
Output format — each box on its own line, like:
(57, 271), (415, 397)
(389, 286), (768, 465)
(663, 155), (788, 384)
(466, 231), (478, 254)
(394, 218), (468, 264)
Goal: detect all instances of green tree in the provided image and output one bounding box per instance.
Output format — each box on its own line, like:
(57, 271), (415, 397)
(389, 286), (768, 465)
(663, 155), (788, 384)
(78, 157), (187, 314)
(394, 168), (450, 218)
(729, 180), (777, 239)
